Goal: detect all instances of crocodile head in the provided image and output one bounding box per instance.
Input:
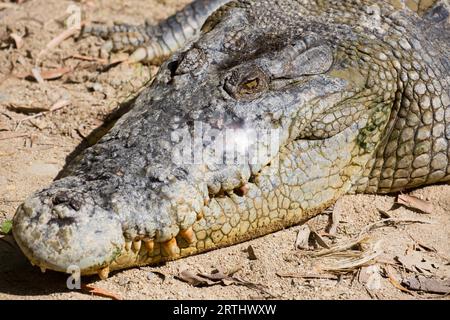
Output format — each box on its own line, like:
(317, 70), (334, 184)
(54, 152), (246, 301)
(13, 2), (405, 277)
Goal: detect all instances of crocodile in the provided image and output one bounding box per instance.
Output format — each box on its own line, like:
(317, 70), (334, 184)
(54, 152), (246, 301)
(12, 0), (450, 279)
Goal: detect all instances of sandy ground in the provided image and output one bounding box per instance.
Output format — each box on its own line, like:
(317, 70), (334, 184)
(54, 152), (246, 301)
(0, 0), (449, 300)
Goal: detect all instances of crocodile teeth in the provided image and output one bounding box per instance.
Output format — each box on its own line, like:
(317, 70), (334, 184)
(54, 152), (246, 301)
(196, 211), (204, 221)
(162, 238), (180, 257)
(132, 240), (142, 252)
(98, 266), (110, 280)
(40, 266), (46, 273)
(125, 241), (132, 251)
(179, 227), (195, 244)
(143, 239), (154, 252)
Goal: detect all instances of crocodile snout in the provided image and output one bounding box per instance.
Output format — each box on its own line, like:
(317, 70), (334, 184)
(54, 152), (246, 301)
(13, 190), (125, 276)
(12, 174), (206, 277)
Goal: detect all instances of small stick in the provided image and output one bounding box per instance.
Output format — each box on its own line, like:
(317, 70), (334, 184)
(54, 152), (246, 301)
(358, 218), (432, 238)
(0, 133), (28, 141)
(69, 54), (108, 64)
(15, 100), (70, 130)
(311, 236), (369, 257)
(38, 23), (84, 58)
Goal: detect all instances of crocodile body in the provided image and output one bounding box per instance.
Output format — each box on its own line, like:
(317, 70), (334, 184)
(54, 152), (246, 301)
(13, 0), (450, 278)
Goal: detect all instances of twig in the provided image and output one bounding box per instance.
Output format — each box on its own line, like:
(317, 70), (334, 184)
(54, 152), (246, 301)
(384, 266), (414, 295)
(276, 272), (338, 280)
(320, 250), (381, 272)
(311, 236), (369, 257)
(358, 218), (432, 238)
(15, 100), (71, 130)
(38, 23), (84, 58)
(69, 54), (108, 64)
(81, 284), (122, 300)
(0, 133), (28, 141)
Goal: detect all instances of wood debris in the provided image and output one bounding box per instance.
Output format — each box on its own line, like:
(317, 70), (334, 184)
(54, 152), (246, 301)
(320, 246), (382, 273)
(295, 224), (311, 250)
(81, 284), (122, 300)
(383, 266), (414, 295)
(358, 217), (432, 238)
(38, 24), (83, 58)
(176, 267), (270, 295)
(15, 66), (72, 81)
(16, 99), (71, 129)
(276, 272), (338, 280)
(402, 275), (450, 294)
(311, 236), (369, 257)
(7, 103), (50, 114)
(397, 194), (434, 214)
(395, 251), (440, 274)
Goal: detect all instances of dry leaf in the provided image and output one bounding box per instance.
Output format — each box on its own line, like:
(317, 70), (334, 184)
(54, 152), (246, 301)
(397, 194), (434, 214)
(395, 251), (439, 274)
(176, 268), (270, 295)
(38, 67), (72, 80)
(198, 268), (229, 282)
(295, 224), (311, 250)
(402, 275), (450, 294)
(177, 269), (216, 287)
(16, 67), (72, 81)
(81, 284), (122, 300)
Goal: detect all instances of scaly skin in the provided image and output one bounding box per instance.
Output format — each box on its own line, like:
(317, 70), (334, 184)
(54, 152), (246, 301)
(13, 0), (450, 278)
(83, 0), (230, 63)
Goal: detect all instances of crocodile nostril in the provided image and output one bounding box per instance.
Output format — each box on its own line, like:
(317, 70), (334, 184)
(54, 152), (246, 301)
(52, 192), (69, 205)
(52, 192), (82, 211)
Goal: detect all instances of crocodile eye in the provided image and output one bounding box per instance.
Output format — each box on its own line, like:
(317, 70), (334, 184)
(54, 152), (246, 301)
(224, 67), (268, 100)
(239, 78), (261, 94)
